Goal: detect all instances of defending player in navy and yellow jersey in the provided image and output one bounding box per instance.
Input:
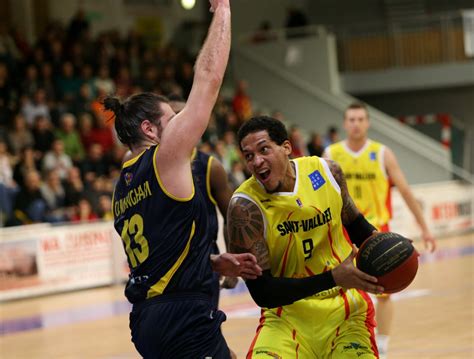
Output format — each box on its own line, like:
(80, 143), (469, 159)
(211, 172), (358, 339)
(228, 116), (385, 358)
(109, 1), (262, 358)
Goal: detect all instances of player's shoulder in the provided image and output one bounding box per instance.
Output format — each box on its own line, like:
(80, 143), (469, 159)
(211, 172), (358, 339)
(367, 139), (388, 151)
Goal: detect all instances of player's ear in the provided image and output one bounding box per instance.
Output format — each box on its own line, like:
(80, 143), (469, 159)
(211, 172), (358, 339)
(282, 140), (292, 156)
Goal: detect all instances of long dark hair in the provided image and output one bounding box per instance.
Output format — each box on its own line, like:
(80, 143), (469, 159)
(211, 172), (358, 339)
(103, 92), (168, 147)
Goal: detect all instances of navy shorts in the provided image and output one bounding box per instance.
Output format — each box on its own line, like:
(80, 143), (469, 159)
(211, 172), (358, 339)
(130, 293), (230, 359)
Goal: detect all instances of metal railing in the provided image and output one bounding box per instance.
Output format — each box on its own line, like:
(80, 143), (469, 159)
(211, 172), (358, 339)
(334, 11), (469, 72)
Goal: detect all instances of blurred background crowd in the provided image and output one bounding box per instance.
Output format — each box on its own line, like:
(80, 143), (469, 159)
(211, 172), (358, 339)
(0, 10), (340, 227)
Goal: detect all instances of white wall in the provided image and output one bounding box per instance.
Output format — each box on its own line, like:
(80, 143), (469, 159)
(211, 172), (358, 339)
(47, 0), (204, 43)
(342, 62), (474, 94)
(232, 0), (309, 39)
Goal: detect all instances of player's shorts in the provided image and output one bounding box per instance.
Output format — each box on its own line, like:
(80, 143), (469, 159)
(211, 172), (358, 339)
(130, 292), (231, 359)
(210, 241), (221, 310)
(247, 288), (378, 359)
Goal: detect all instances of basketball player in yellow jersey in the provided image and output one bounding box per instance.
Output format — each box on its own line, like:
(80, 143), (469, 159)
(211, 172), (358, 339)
(228, 116), (386, 358)
(324, 102), (437, 358)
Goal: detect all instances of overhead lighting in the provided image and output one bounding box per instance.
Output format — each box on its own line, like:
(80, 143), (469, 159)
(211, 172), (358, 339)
(181, 0), (195, 10)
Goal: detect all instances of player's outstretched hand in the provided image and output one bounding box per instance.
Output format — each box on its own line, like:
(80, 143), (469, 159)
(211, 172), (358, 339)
(421, 229), (437, 253)
(211, 253), (262, 279)
(209, 0), (230, 12)
(331, 247), (384, 295)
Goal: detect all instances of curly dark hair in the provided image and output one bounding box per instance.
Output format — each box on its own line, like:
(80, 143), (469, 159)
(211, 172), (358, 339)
(237, 116), (289, 150)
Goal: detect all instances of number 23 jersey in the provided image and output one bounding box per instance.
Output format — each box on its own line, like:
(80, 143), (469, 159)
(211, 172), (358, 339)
(112, 145), (213, 302)
(234, 156), (351, 280)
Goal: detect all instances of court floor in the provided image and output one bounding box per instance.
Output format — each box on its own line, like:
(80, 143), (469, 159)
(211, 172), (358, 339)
(1, 232), (473, 358)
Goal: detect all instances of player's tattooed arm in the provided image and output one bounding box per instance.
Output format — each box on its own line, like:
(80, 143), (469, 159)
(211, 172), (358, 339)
(227, 196), (271, 271)
(327, 160), (360, 226)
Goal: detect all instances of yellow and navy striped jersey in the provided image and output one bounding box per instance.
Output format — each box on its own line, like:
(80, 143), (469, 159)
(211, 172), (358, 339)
(326, 140), (391, 229)
(234, 156), (352, 281)
(113, 145), (214, 301)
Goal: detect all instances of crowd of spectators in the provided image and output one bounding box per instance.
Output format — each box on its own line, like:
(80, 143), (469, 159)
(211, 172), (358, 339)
(0, 12), (338, 227)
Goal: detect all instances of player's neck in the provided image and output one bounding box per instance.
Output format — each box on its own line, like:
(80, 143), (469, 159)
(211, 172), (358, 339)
(346, 137), (368, 152)
(277, 160), (296, 193)
(130, 140), (157, 156)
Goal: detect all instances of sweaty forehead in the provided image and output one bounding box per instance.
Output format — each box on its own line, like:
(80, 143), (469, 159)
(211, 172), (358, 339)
(241, 130), (272, 151)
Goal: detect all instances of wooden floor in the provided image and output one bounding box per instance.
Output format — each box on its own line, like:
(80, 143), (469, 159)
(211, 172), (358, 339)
(1, 232), (472, 358)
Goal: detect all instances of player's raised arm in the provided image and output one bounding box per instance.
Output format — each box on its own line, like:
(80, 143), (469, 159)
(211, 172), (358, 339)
(157, 0), (231, 198)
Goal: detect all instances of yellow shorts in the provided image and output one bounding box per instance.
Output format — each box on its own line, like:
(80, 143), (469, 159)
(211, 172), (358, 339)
(247, 288), (378, 359)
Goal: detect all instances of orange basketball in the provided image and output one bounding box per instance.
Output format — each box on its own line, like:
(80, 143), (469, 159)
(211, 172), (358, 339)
(356, 232), (419, 294)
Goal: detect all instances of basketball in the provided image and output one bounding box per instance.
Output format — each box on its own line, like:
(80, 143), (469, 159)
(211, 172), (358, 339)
(356, 232), (419, 294)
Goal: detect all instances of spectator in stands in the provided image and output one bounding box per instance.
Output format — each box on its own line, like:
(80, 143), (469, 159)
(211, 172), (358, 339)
(80, 143), (108, 184)
(252, 21), (276, 43)
(222, 130), (240, 172)
(70, 197), (97, 223)
(40, 168), (66, 222)
(13, 146), (39, 187)
(71, 83), (93, 116)
(307, 131), (324, 157)
(89, 111), (115, 153)
(47, 39), (64, 73)
(289, 125), (307, 158)
(63, 166), (84, 207)
(228, 159), (247, 190)
(20, 64), (40, 100)
(54, 113), (85, 162)
(0, 62), (18, 124)
(285, 7), (309, 38)
(77, 112), (95, 152)
(94, 65), (115, 96)
(67, 9), (90, 43)
(232, 79), (252, 121)
(39, 62), (56, 103)
(323, 125), (339, 148)
(56, 61), (81, 106)
(20, 88), (50, 128)
(0, 139), (17, 224)
(32, 114), (55, 157)
(9, 169), (47, 225)
(115, 66), (133, 98)
(80, 64), (97, 99)
(98, 194), (113, 220)
(42, 138), (73, 180)
(8, 113), (34, 157)
(177, 61), (194, 99)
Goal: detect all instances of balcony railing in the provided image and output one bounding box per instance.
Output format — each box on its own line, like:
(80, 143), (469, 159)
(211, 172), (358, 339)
(335, 11), (471, 72)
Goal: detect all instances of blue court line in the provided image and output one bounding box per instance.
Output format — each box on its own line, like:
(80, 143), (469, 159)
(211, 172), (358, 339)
(0, 300), (131, 336)
(1, 243), (473, 336)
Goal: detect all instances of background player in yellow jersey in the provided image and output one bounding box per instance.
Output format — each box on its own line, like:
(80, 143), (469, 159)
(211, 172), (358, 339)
(324, 102), (437, 358)
(228, 116), (385, 358)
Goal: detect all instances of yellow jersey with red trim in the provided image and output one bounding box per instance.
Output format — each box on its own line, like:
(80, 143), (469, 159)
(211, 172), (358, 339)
(326, 140), (391, 229)
(234, 156), (351, 281)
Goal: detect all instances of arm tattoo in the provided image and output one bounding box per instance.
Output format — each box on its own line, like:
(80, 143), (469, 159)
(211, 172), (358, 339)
(327, 160), (360, 225)
(227, 197), (270, 270)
